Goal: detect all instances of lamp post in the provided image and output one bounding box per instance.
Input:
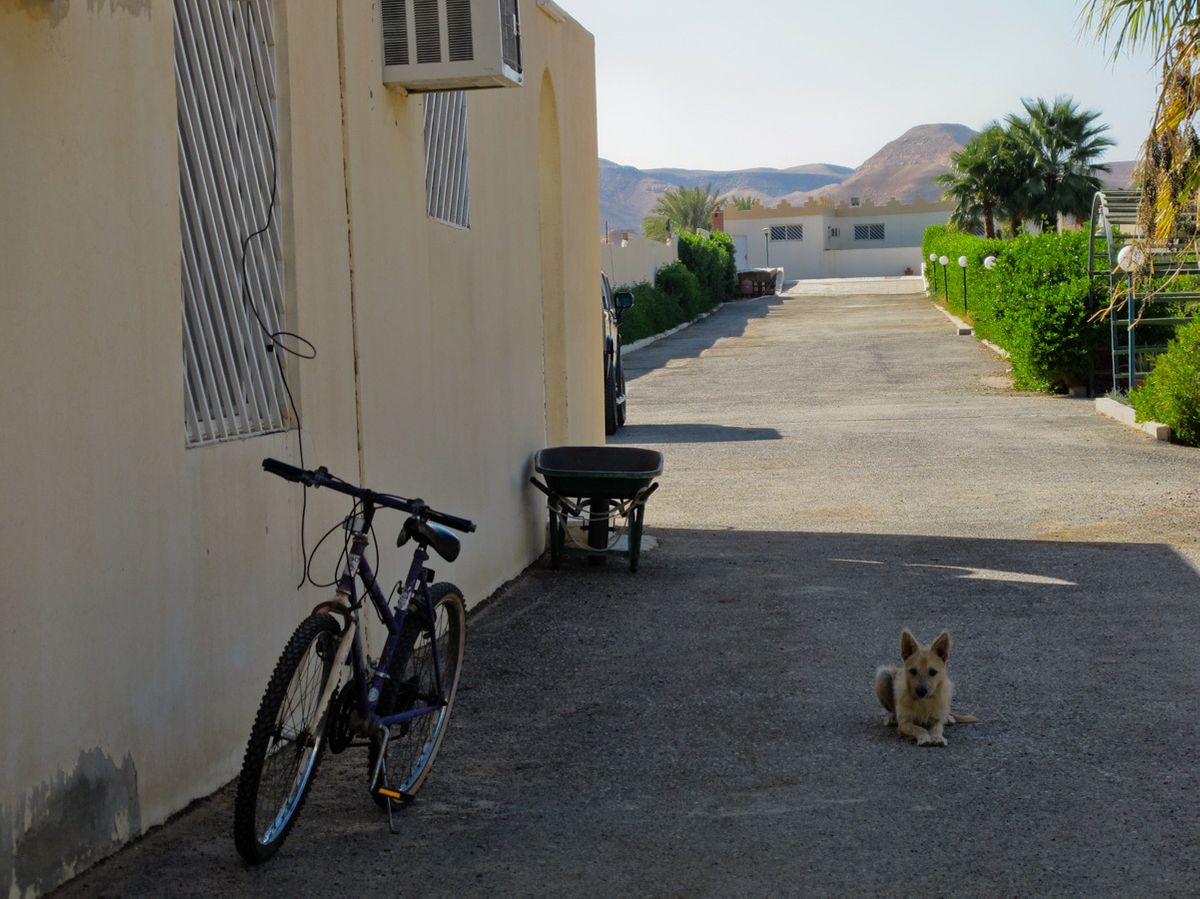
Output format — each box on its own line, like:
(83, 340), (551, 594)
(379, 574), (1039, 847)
(1117, 243), (1147, 390)
(938, 255), (949, 298)
(958, 255), (968, 311)
(928, 252), (937, 292)
(763, 228), (770, 267)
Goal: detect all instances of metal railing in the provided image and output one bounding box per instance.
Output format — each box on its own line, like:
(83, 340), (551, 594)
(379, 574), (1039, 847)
(1089, 189), (1200, 392)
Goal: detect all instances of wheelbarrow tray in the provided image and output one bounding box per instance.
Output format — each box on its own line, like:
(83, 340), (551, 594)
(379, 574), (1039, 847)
(534, 446), (663, 500)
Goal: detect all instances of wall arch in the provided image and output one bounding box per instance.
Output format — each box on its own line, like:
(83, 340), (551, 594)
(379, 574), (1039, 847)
(538, 68), (567, 446)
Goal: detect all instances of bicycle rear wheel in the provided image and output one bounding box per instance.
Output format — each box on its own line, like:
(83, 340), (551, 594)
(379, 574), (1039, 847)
(234, 613), (340, 864)
(369, 582), (465, 805)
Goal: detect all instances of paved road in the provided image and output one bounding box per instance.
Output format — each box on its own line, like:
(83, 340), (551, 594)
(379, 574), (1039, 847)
(63, 278), (1200, 896)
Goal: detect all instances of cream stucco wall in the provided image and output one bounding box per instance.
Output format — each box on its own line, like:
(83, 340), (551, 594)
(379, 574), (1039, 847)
(601, 232), (678, 289)
(0, 1), (599, 893)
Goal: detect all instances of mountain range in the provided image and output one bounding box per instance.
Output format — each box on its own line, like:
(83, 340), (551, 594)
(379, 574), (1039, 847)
(600, 122), (1137, 234)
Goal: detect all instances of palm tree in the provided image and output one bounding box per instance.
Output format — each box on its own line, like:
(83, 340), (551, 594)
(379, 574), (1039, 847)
(726, 195), (759, 211)
(1006, 96), (1114, 231)
(1084, 0), (1200, 240)
(642, 184), (722, 240)
(936, 125), (1034, 238)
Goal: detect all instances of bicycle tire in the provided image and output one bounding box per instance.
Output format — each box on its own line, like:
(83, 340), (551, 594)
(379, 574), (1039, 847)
(369, 582), (466, 807)
(233, 613), (341, 864)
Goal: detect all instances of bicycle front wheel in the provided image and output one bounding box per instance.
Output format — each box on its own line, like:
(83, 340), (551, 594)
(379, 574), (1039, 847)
(369, 582), (466, 805)
(234, 613), (341, 864)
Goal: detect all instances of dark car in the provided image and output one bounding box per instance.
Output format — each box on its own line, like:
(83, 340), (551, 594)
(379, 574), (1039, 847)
(601, 272), (634, 435)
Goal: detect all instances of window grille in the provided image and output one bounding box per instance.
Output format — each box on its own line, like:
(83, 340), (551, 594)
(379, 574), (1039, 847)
(175, 0), (288, 446)
(769, 224), (803, 241)
(424, 91), (471, 228)
(500, 0), (522, 73)
(830, 227), (840, 238)
(854, 223), (886, 241)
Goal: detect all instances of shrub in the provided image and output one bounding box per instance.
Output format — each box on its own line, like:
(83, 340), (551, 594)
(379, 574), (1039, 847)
(654, 260), (704, 320)
(617, 280), (685, 345)
(616, 252), (729, 346)
(678, 231), (735, 309)
(1130, 318), (1200, 445)
(922, 225), (1102, 391)
(710, 231), (738, 297)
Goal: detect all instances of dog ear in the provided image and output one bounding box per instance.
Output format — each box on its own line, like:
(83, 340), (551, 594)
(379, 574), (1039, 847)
(900, 629), (918, 660)
(931, 631), (951, 661)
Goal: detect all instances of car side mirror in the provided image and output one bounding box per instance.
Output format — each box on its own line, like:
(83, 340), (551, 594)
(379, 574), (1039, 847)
(614, 290), (634, 311)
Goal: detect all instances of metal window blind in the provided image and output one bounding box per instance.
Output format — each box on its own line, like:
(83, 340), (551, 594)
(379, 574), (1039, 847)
(424, 91), (471, 228)
(500, 0), (522, 72)
(175, 0), (287, 446)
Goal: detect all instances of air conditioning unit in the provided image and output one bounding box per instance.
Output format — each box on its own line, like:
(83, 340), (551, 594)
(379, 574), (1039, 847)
(381, 0), (523, 91)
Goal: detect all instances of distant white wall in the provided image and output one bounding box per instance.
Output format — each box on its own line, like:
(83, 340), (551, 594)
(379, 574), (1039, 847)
(826, 247), (922, 279)
(825, 211), (951, 251)
(722, 200), (953, 280)
(602, 232), (677, 287)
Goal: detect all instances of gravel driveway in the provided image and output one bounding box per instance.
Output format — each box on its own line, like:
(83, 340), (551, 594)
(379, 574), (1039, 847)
(61, 277), (1200, 896)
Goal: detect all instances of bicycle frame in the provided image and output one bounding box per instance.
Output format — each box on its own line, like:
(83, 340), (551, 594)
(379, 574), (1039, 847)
(314, 501), (448, 738)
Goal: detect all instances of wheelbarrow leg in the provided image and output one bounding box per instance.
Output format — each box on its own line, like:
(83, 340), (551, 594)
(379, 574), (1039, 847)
(629, 500), (645, 572)
(587, 497), (609, 565)
(549, 502), (564, 570)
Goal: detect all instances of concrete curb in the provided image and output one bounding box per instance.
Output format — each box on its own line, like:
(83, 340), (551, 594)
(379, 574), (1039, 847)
(931, 301), (973, 336)
(621, 308), (717, 357)
(979, 338), (1010, 359)
(1095, 396), (1171, 441)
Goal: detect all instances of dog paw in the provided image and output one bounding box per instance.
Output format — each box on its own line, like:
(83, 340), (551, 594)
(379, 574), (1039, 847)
(883, 714), (897, 727)
(918, 735), (947, 747)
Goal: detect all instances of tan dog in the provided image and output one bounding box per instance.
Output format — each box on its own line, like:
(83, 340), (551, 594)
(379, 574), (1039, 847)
(874, 629), (977, 747)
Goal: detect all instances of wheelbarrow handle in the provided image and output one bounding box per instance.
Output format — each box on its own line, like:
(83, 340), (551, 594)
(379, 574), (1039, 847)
(636, 481), (660, 504)
(528, 477), (582, 518)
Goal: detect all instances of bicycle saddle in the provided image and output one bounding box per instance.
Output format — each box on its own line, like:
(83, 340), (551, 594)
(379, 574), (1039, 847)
(399, 517), (461, 563)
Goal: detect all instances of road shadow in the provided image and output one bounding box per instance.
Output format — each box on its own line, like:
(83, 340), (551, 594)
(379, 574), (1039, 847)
(621, 294), (785, 379)
(450, 527), (1200, 894)
(55, 527), (1200, 897)
(611, 423), (782, 444)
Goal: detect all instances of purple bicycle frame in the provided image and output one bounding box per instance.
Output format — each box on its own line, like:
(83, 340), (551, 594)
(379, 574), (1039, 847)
(340, 524), (448, 731)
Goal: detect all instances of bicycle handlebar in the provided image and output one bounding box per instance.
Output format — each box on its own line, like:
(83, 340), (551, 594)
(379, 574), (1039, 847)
(261, 457), (477, 533)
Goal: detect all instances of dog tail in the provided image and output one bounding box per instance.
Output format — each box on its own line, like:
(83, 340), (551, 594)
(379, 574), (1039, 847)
(948, 710), (978, 724)
(874, 666), (895, 715)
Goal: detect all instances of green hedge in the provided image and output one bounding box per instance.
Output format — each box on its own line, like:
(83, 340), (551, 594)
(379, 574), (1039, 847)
(922, 225), (1103, 391)
(617, 262), (703, 344)
(1131, 318), (1200, 445)
(678, 230), (737, 308)
(615, 232), (736, 346)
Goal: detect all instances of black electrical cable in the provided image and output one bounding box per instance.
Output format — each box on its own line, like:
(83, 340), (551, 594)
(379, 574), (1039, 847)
(239, 1), (321, 590)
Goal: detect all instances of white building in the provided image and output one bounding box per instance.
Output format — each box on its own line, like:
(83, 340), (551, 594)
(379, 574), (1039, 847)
(720, 196), (954, 280)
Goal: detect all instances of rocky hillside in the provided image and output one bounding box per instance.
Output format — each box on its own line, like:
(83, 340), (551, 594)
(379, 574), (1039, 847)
(599, 159), (850, 235)
(805, 123), (978, 204)
(599, 123), (1137, 233)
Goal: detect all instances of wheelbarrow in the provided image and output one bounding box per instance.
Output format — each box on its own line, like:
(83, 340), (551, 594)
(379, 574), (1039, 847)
(529, 446), (663, 572)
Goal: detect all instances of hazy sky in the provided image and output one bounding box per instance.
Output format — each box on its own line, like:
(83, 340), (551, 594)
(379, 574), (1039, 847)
(561, 0), (1162, 171)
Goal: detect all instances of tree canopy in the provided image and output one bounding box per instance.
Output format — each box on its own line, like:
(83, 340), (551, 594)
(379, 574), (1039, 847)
(1084, 0), (1200, 239)
(1007, 96), (1113, 230)
(937, 96), (1112, 235)
(642, 184), (722, 241)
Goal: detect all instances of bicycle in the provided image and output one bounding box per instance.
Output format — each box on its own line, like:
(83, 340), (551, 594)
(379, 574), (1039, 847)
(233, 457), (476, 864)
